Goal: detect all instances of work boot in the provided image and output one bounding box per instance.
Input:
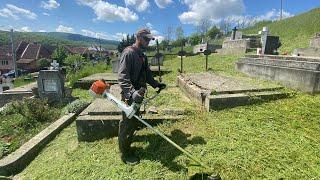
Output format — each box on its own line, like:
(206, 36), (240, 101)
(121, 154), (140, 165)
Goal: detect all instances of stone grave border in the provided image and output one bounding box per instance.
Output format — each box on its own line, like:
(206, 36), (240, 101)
(177, 74), (288, 111)
(0, 103), (90, 176)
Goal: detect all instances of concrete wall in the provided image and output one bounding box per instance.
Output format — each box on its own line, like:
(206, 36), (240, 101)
(236, 60), (320, 93)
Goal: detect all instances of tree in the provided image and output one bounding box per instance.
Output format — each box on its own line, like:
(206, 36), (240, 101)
(117, 34), (135, 53)
(196, 19), (211, 41)
(164, 25), (174, 42)
(188, 33), (202, 45)
(37, 58), (51, 69)
(51, 45), (68, 64)
(206, 26), (221, 40)
(175, 26), (184, 40)
(65, 54), (85, 71)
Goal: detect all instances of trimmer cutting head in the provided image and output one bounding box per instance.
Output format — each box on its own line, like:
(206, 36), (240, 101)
(189, 173), (221, 180)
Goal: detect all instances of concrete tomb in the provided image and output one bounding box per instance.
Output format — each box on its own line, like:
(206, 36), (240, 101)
(293, 33), (320, 57)
(177, 72), (287, 111)
(217, 27), (280, 55)
(74, 73), (118, 89)
(236, 54), (320, 93)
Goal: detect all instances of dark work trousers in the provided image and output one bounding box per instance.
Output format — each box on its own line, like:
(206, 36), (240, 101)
(118, 97), (141, 157)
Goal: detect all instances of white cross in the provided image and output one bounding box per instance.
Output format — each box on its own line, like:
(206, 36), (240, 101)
(50, 60), (60, 70)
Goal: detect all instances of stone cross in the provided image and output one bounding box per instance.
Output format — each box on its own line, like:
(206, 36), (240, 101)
(231, 27), (238, 40)
(156, 39), (162, 82)
(178, 42), (186, 73)
(50, 60), (60, 70)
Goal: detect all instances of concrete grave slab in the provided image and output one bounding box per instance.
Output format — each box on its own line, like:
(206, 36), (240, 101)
(73, 73), (118, 89)
(177, 72), (287, 111)
(76, 84), (184, 141)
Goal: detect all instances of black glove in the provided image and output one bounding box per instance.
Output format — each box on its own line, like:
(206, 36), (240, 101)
(157, 83), (166, 90)
(132, 87), (146, 104)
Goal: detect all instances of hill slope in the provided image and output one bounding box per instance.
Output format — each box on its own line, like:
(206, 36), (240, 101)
(243, 8), (320, 53)
(0, 31), (119, 50)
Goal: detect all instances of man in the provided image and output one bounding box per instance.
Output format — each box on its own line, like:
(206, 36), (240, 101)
(118, 28), (166, 165)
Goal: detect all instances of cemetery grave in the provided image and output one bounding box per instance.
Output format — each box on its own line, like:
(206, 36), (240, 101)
(177, 72), (288, 111)
(75, 73), (187, 142)
(237, 48), (320, 94)
(217, 27), (281, 55)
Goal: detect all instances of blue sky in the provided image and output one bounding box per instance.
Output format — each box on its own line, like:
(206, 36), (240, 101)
(0, 0), (319, 41)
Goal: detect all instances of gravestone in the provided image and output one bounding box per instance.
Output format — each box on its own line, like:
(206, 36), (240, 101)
(235, 31), (243, 40)
(37, 70), (65, 102)
(111, 58), (120, 73)
(260, 27), (281, 55)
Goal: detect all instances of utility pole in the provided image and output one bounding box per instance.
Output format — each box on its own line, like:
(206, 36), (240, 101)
(280, 0), (283, 20)
(10, 29), (17, 77)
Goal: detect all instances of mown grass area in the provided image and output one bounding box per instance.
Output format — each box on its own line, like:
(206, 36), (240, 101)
(16, 53), (320, 179)
(242, 8), (320, 53)
(12, 75), (36, 88)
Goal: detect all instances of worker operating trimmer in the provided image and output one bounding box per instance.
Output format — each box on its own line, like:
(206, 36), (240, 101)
(117, 28), (166, 165)
(90, 28), (221, 179)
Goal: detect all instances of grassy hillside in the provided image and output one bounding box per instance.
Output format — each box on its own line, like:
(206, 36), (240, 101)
(0, 31), (119, 50)
(243, 8), (320, 53)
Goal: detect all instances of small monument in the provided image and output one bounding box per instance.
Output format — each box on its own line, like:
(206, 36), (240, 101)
(37, 66), (65, 102)
(260, 27), (281, 55)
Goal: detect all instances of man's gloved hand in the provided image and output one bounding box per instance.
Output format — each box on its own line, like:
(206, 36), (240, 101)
(132, 87), (146, 104)
(157, 83), (166, 90)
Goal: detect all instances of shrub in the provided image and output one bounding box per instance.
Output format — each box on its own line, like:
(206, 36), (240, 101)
(38, 58), (51, 69)
(12, 98), (59, 129)
(66, 99), (90, 113)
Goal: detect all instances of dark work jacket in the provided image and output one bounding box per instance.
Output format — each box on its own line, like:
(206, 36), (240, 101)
(118, 45), (159, 100)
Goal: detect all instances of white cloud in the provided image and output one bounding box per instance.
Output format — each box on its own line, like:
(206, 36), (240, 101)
(179, 0), (244, 25)
(81, 29), (110, 39)
(113, 32), (129, 40)
(43, 12), (50, 16)
(20, 26), (32, 32)
(125, 0), (149, 12)
(254, 9), (293, 22)
(39, 29), (47, 32)
(149, 35), (164, 45)
(77, 0), (138, 22)
(154, 0), (173, 8)
(146, 22), (153, 29)
(41, 0), (60, 10)
(56, 25), (74, 33)
(82, 29), (128, 41)
(221, 9), (294, 29)
(0, 4), (37, 20)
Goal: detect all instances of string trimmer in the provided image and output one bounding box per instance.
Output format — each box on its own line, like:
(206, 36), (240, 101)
(89, 80), (221, 180)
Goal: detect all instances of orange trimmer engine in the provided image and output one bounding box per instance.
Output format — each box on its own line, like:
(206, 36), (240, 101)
(89, 79), (110, 96)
